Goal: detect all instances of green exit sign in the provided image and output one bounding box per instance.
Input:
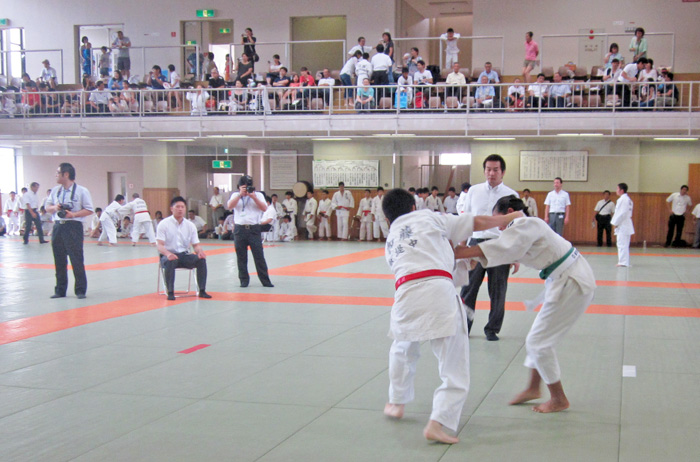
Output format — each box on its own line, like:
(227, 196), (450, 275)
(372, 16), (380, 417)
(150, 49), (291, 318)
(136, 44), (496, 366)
(0, 18), (9, 26)
(186, 40), (197, 45)
(219, 28), (231, 34)
(212, 160), (232, 169)
(196, 9), (215, 17)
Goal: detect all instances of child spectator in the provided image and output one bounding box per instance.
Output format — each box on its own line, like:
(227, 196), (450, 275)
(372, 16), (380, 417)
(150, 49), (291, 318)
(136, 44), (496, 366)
(99, 46), (111, 78)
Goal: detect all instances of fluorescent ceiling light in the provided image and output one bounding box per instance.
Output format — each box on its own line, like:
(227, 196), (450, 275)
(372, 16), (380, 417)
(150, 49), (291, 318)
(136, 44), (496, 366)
(556, 133), (604, 137)
(19, 140), (53, 143)
(439, 153), (472, 166)
(372, 133), (416, 137)
(209, 134), (248, 138)
(157, 138), (196, 142)
(312, 138), (352, 141)
(473, 137), (516, 141)
(57, 135), (88, 139)
(653, 137), (698, 141)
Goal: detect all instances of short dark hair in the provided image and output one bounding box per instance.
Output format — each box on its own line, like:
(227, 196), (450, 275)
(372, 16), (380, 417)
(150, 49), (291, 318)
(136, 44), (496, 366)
(411, 47), (419, 53)
(168, 64), (175, 72)
(188, 209), (195, 214)
(408, 187), (416, 193)
(554, 177), (563, 183)
(401, 67), (409, 73)
(377, 186), (384, 192)
(618, 183), (628, 193)
(447, 28), (454, 33)
(635, 27), (645, 36)
(376, 44), (385, 53)
(365, 189), (371, 193)
(363, 53), (370, 60)
(604, 190), (611, 194)
(58, 163), (76, 180)
(431, 186), (439, 191)
(95, 207), (102, 213)
(115, 194), (125, 202)
(611, 58), (620, 64)
(338, 182), (345, 187)
(280, 66), (288, 73)
(493, 195), (529, 216)
(283, 215), (291, 221)
(417, 59), (426, 66)
(681, 185), (689, 191)
(383, 188), (416, 224)
(526, 31), (534, 39)
(609, 43), (619, 52)
(30, 181), (39, 187)
(523, 188), (531, 193)
(483, 154), (506, 172)
(321, 189), (329, 194)
(537, 73), (545, 78)
(273, 54), (280, 59)
(448, 187), (456, 192)
(271, 194), (278, 198)
(170, 196), (186, 207)
(152, 65), (161, 72)
(357, 36), (365, 42)
(353, 50), (362, 58)
(461, 182), (471, 192)
(637, 58), (648, 65)
(666, 72), (674, 80)
(285, 191), (293, 196)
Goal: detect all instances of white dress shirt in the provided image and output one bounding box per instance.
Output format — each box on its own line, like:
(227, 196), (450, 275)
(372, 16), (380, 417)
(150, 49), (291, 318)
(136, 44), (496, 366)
(156, 215), (199, 253)
(21, 190), (40, 209)
(230, 191), (267, 225)
(544, 190), (571, 213)
(46, 183), (94, 222)
(667, 192), (692, 215)
(462, 182), (518, 239)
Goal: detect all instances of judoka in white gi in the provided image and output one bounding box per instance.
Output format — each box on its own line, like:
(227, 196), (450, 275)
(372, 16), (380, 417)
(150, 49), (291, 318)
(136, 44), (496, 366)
(119, 193), (156, 245)
(610, 183), (634, 267)
(261, 197), (277, 242)
(356, 189), (373, 241)
(302, 190), (318, 239)
(267, 194), (285, 242)
(281, 192), (298, 229)
(455, 182), (471, 215)
(381, 188), (522, 444)
(279, 215), (297, 242)
(455, 195), (596, 413)
(425, 187), (445, 213)
(98, 194), (126, 246)
(317, 190), (333, 240)
(331, 182), (354, 240)
(4, 191), (20, 235)
(371, 187), (389, 240)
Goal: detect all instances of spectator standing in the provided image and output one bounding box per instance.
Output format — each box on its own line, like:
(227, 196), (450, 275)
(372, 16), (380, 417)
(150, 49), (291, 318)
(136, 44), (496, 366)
(98, 47), (111, 78)
(544, 177), (571, 236)
(629, 27), (647, 63)
(40, 60), (58, 89)
(45, 162), (94, 299)
(111, 31), (131, 79)
(340, 51), (362, 107)
(241, 28), (257, 66)
(443, 187), (458, 215)
(603, 43), (623, 70)
(440, 28), (461, 69)
(348, 37), (372, 56)
(382, 33), (395, 83)
(522, 31), (539, 84)
(593, 190), (615, 247)
(665, 185), (692, 247)
(209, 187), (226, 225)
(21, 182), (48, 244)
(80, 36), (93, 78)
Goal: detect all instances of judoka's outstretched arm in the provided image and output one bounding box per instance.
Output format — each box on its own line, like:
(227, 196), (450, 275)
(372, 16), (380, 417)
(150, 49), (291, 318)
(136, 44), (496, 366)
(472, 211), (523, 231)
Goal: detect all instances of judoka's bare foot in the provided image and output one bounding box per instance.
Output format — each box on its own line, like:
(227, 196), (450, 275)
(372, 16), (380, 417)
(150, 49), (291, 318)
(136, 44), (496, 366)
(97, 242), (104, 246)
(532, 397), (569, 413)
(509, 388), (541, 405)
(383, 403), (404, 419)
(423, 420), (459, 444)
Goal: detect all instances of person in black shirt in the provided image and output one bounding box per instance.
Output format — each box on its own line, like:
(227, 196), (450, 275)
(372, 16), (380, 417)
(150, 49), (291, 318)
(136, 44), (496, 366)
(207, 68), (227, 112)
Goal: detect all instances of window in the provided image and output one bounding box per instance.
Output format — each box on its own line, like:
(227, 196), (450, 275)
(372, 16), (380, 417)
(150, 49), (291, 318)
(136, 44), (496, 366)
(1, 28), (26, 82)
(0, 147), (18, 193)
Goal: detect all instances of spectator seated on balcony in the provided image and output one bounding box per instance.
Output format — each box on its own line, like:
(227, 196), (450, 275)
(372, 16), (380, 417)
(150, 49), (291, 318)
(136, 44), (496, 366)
(118, 80), (138, 113)
(526, 73), (548, 109)
(316, 68), (335, 105)
(396, 67), (414, 107)
(638, 58), (658, 82)
(414, 60), (433, 104)
(186, 85), (210, 116)
(281, 73), (302, 110)
(445, 62), (466, 99)
(653, 72), (679, 109)
(60, 90), (80, 116)
(355, 77), (375, 112)
(637, 78), (657, 109)
(207, 68), (227, 112)
(266, 54), (283, 85)
(108, 70), (124, 90)
(146, 65), (168, 110)
(20, 76), (41, 114)
(616, 58), (646, 107)
(473, 75), (497, 109)
(272, 67), (291, 104)
(86, 80), (110, 115)
(603, 43), (623, 71)
(1, 89), (18, 117)
(547, 72), (572, 108)
(237, 53), (254, 87)
(506, 78), (526, 110)
(299, 67), (316, 107)
(228, 79), (249, 114)
(404, 47), (422, 76)
(38, 82), (59, 114)
(40, 59), (58, 90)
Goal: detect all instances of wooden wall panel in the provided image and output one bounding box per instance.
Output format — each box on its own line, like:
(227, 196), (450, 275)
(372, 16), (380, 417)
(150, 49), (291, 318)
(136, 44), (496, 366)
(143, 188), (180, 219)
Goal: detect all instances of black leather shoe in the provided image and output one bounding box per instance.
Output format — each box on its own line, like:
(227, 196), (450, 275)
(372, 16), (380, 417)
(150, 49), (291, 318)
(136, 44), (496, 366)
(40, 241), (49, 244)
(485, 332), (499, 341)
(50, 293), (66, 299)
(76, 294), (86, 300)
(198, 291), (212, 299)
(167, 293), (176, 301)
(262, 282), (274, 288)
(240, 281), (249, 288)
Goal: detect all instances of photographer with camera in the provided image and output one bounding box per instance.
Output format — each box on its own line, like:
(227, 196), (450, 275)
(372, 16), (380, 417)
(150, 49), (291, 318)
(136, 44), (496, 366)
(227, 175), (274, 288)
(45, 163), (94, 299)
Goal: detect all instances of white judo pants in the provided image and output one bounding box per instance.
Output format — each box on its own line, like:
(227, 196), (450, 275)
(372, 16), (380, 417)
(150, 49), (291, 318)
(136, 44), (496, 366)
(615, 232), (631, 267)
(445, 52), (459, 70)
(318, 216), (331, 238)
(336, 211), (349, 240)
(524, 280), (594, 385)
(98, 217), (117, 244)
(131, 216), (156, 244)
(388, 309), (470, 432)
(266, 221), (280, 242)
(359, 219), (372, 241)
(7, 213), (19, 235)
(373, 219), (389, 239)
(305, 216), (317, 239)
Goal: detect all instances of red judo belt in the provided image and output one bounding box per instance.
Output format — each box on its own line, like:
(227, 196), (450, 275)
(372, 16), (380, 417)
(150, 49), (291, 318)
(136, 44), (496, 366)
(135, 211), (149, 214)
(395, 269), (453, 290)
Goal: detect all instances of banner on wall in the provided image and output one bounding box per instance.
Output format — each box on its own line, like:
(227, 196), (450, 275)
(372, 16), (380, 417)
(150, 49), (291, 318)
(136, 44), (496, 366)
(519, 151), (588, 182)
(312, 160), (379, 188)
(269, 151), (298, 189)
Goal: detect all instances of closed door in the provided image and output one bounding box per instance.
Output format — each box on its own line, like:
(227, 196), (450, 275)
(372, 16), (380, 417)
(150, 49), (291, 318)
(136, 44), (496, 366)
(107, 172), (127, 202)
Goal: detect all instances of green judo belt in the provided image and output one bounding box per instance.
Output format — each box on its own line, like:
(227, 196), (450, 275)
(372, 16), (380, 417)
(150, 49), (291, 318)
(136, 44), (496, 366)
(539, 247), (575, 280)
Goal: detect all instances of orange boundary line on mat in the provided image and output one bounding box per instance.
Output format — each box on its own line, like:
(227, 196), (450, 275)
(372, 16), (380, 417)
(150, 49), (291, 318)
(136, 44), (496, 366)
(1, 293), (698, 345)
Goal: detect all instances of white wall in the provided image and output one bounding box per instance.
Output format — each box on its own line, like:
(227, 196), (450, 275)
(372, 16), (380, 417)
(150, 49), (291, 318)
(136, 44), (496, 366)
(4, 0), (396, 83)
(472, 0), (700, 75)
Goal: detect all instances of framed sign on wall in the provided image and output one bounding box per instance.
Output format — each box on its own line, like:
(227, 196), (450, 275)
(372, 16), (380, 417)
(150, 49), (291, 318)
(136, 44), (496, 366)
(313, 160), (379, 188)
(520, 151), (588, 182)
(269, 151), (298, 189)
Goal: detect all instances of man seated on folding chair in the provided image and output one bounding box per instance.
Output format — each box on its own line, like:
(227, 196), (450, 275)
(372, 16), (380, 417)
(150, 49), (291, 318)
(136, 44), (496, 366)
(156, 196), (212, 301)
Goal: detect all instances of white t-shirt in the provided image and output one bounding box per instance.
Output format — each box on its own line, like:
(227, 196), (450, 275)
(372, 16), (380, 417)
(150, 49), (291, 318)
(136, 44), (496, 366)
(691, 204), (700, 219)
(618, 63), (639, 83)
(340, 57), (358, 76)
(414, 70), (432, 84)
(370, 53), (392, 72)
(440, 33), (461, 53)
(188, 215), (206, 231)
(169, 71), (181, 88)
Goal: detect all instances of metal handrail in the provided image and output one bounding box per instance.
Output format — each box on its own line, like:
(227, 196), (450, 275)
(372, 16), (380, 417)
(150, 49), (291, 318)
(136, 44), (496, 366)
(391, 35), (505, 74)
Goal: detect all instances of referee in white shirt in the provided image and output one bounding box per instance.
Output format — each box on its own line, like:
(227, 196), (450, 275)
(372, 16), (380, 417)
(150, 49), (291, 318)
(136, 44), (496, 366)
(44, 163), (94, 299)
(544, 177), (571, 236)
(22, 181), (48, 244)
(460, 154), (518, 341)
(227, 175), (274, 288)
(156, 196), (211, 301)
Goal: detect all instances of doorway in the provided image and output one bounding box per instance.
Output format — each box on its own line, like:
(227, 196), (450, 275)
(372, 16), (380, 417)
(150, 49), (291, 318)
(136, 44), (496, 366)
(0, 28), (25, 85)
(181, 20), (234, 78)
(290, 16), (346, 74)
(75, 24), (124, 80)
(107, 172), (127, 202)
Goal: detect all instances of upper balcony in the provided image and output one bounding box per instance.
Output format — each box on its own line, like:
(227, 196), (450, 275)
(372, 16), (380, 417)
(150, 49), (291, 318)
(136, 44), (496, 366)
(1, 82), (699, 142)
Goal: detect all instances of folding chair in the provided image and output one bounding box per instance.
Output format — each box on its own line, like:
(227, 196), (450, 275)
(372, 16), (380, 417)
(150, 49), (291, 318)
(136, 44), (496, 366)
(156, 263), (198, 297)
